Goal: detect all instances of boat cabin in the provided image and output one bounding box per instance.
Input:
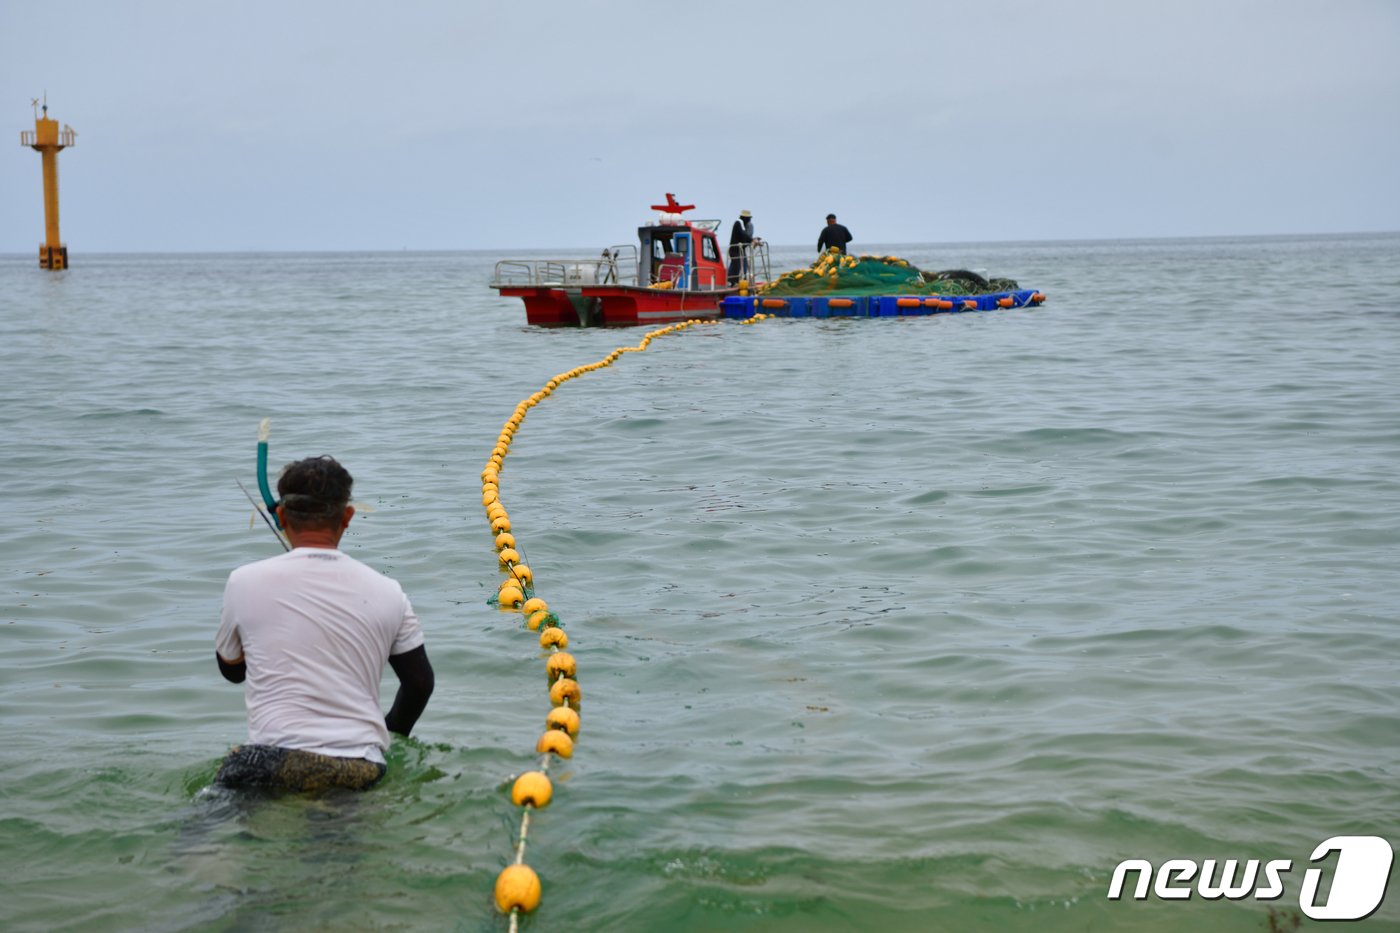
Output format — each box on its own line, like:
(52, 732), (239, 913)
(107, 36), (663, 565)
(639, 219), (727, 289)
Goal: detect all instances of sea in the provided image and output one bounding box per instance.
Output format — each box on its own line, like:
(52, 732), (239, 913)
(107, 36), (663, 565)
(2, 234), (1398, 932)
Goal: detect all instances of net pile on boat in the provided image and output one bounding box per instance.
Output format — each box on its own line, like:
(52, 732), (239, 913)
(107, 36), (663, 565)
(760, 249), (1019, 297)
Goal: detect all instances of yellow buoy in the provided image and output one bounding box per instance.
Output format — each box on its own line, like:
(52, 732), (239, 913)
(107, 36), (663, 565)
(494, 864), (542, 913)
(539, 626), (568, 649)
(495, 532), (516, 551)
(526, 609), (550, 631)
(498, 586), (525, 609)
(510, 771), (553, 808)
(522, 597), (548, 616)
(546, 652), (576, 682)
(536, 730), (574, 757)
(511, 564), (534, 586)
(546, 706), (580, 737)
(498, 547), (520, 566)
(491, 516), (511, 534)
(549, 678), (581, 709)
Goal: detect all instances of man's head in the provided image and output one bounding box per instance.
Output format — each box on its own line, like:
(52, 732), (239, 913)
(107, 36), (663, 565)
(826, 213), (837, 225)
(277, 455), (354, 534)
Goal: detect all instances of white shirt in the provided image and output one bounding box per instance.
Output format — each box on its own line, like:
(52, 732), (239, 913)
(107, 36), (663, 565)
(216, 547), (425, 763)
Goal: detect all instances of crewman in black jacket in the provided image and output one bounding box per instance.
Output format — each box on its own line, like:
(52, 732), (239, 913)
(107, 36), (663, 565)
(817, 213), (853, 255)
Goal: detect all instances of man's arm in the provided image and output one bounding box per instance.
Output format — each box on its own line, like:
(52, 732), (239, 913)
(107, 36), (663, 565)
(216, 652), (247, 684)
(385, 645), (435, 737)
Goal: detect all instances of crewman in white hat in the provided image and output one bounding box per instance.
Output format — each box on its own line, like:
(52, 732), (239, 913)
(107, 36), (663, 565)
(728, 209), (756, 285)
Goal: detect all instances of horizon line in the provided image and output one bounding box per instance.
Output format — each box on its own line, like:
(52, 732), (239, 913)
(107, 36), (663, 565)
(1, 229), (1397, 258)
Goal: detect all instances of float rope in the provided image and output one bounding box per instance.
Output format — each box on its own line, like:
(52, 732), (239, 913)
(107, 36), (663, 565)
(485, 315), (771, 927)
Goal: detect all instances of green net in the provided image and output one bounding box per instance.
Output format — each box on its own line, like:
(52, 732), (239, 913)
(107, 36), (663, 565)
(760, 249), (1019, 297)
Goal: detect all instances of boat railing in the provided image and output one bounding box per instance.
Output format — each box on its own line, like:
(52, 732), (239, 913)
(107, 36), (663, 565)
(645, 239), (771, 290)
(491, 244), (639, 288)
(653, 261), (725, 290)
(723, 240), (771, 288)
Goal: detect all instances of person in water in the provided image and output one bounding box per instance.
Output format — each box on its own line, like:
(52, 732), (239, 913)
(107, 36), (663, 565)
(214, 455), (434, 792)
(817, 213), (853, 255)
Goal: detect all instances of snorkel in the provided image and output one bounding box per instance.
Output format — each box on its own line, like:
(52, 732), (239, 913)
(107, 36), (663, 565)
(256, 418), (281, 529)
(235, 418), (290, 551)
(243, 420), (362, 550)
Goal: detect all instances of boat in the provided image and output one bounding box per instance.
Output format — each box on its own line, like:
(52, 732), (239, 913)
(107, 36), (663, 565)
(490, 194), (770, 327)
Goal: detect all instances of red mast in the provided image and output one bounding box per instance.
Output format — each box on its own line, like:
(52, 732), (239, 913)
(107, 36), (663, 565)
(649, 193), (695, 214)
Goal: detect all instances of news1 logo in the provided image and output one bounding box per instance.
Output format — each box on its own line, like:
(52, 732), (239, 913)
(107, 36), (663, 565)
(1108, 836), (1394, 921)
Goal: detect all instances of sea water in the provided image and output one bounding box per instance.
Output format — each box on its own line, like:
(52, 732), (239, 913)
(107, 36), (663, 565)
(1, 235), (1397, 932)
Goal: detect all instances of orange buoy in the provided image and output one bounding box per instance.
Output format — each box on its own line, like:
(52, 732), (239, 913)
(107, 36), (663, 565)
(829, 298), (854, 309)
(997, 297), (1014, 308)
(963, 300), (977, 310)
(761, 298), (787, 309)
(896, 297), (921, 309)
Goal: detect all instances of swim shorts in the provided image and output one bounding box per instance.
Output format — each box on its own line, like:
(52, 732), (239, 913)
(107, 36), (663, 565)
(214, 744), (386, 793)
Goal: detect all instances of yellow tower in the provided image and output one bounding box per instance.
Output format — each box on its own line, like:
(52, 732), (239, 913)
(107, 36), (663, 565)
(20, 98), (77, 270)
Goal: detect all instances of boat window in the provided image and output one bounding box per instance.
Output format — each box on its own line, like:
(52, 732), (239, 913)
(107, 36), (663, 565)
(652, 238), (668, 262)
(701, 236), (718, 262)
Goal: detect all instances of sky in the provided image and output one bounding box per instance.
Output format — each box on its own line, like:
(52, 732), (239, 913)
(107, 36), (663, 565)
(2, 0), (1398, 252)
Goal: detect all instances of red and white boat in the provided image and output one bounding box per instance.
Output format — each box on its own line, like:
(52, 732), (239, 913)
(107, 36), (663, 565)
(491, 194), (770, 327)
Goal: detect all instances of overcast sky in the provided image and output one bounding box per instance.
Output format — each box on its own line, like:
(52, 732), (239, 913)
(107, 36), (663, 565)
(3, 0), (1398, 252)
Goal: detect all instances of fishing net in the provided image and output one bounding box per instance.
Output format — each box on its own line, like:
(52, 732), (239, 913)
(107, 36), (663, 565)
(760, 249), (1019, 297)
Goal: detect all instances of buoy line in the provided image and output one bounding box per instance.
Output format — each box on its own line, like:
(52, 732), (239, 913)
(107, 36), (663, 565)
(483, 314), (771, 927)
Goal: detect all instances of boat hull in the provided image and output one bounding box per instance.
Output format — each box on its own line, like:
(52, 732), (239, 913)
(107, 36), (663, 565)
(496, 287), (601, 327)
(496, 285), (735, 327)
(580, 285), (733, 327)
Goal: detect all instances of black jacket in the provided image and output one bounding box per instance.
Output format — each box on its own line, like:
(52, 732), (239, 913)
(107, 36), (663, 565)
(817, 223), (853, 254)
(729, 218), (754, 255)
